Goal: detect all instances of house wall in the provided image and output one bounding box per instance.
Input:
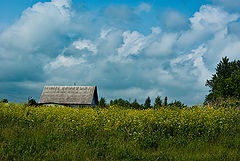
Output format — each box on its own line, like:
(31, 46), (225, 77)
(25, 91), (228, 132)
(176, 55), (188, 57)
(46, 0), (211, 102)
(41, 103), (92, 108)
(91, 95), (97, 106)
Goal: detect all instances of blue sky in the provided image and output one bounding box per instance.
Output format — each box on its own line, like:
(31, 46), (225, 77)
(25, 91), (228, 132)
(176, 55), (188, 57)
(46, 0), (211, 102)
(0, 0), (240, 105)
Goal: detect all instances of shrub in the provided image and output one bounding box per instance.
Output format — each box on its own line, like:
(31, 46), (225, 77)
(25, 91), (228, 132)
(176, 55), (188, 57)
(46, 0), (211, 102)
(0, 98), (8, 103)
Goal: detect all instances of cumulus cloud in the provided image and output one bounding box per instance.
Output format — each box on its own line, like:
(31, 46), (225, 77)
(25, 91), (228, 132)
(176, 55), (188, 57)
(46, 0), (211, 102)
(145, 33), (177, 56)
(171, 45), (211, 86)
(118, 31), (146, 57)
(115, 27), (176, 59)
(190, 5), (239, 32)
(228, 22), (240, 36)
(135, 3), (151, 14)
(160, 9), (189, 31)
(221, 41), (240, 60)
(73, 39), (97, 54)
(44, 55), (85, 70)
(177, 5), (239, 47)
(210, 0), (240, 11)
(0, 0), (72, 54)
(102, 5), (136, 26)
(98, 27), (123, 56)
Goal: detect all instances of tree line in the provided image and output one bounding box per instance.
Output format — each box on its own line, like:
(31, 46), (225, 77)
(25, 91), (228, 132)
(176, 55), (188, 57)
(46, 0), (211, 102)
(98, 96), (186, 109)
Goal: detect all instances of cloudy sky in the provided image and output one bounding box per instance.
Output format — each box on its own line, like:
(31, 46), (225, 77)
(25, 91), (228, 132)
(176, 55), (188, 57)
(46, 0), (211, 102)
(0, 0), (240, 105)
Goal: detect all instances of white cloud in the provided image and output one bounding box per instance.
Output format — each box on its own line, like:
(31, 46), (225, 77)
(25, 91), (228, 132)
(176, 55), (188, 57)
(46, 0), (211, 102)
(73, 39), (97, 54)
(0, 0), (72, 53)
(102, 5), (136, 25)
(98, 27), (123, 56)
(135, 3), (151, 14)
(221, 41), (240, 60)
(201, 28), (240, 70)
(151, 27), (162, 34)
(177, 5), (239, 47)
(52, 0), (71, 8)
(161, 9), (189, 31)
(171, 45), (211, 86)
(116, 27), (170, 59)
(44, 55), (85, 70)
(117, 30), (146, 57)
(100, 27), (113, 39)
(190, 5), (239, 32)
(228, 22), (240, 36)
(145, 33), (177, 56)
(210, 0), (240, 11)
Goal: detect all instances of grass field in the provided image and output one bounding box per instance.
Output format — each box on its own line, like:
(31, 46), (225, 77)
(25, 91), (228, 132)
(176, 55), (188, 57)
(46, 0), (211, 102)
(0, 102), (239, 160)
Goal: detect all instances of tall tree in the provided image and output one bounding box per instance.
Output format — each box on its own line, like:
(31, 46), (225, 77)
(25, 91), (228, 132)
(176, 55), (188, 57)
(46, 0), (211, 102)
(144, 96), (151, 109)
(168, 100), (186, 109)
(99, 97), (106, 108)
(205, 57), (240, 103)
(131, 99), (141, 109)
(154, 96), (162, 108)
(109, 98), (131, 107)
(164, 96), (168, 106)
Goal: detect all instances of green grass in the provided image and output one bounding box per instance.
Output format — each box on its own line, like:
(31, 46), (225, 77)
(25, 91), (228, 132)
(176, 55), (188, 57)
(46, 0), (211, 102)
(0, 103), (239, 160)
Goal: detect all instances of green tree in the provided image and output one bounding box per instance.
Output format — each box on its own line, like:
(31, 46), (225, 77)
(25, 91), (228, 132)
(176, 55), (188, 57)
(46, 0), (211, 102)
(28, 98), (38, 106)
(205, 57), (240, 103)
(168, 100), (186, 109)
(131, 99), (141, 109)
(164, 96), (168, 106)
(0, 98), (8, 103)
(154, 96), (162, 108)
(99, 97), (106, 108)
(109, 98), (131, 107)
(144, 96), (151, 109)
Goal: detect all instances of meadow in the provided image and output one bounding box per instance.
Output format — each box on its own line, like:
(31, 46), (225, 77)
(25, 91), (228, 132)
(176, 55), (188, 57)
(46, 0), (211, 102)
(0, 102), (239, 160)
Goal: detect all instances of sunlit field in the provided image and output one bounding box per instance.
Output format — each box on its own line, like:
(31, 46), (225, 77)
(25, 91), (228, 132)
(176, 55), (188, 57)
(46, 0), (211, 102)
(0, 102), (239, 160)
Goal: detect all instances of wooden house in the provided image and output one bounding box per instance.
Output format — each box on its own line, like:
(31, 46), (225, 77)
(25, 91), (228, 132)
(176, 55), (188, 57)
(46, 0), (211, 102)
(39, 86), (98, 107)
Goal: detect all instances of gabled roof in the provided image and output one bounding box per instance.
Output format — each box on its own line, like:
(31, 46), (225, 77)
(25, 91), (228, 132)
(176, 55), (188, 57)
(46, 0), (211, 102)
(39, 86), (98, 105)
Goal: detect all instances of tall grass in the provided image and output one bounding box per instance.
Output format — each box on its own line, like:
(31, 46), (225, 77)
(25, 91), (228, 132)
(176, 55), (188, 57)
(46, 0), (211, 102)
(0, 102), (239, 160)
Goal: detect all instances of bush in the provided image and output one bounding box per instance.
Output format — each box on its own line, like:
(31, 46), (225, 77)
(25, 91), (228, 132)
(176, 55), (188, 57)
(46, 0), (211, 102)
(0, 99), (8, 103)
(28, 99), (38, 106)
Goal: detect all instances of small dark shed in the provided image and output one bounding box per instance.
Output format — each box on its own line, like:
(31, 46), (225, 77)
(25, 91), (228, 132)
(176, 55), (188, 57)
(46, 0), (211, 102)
(39, 86), (98, 107)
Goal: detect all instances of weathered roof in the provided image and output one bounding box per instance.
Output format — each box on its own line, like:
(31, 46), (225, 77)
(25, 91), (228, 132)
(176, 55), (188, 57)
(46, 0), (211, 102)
(39, 86), (98, 105)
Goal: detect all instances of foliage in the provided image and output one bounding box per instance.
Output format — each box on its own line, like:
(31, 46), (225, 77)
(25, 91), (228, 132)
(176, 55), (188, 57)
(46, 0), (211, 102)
(27, 98), (38, 106)
(0, 99), (8, 103)
(154, 96), (162, 108)
(169, 100), (187, 109)
(109, 98), (145, 109)
(164, 96), (168, 106)
(0, 103), (239, 160)
(217, 98), (240, 109)
(110, 98), (131, 108)
(205, 57), (240, 103)
(99, 97), (106, 108)
(131, 99), (142, 109)
(144, 96), (151, 109)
